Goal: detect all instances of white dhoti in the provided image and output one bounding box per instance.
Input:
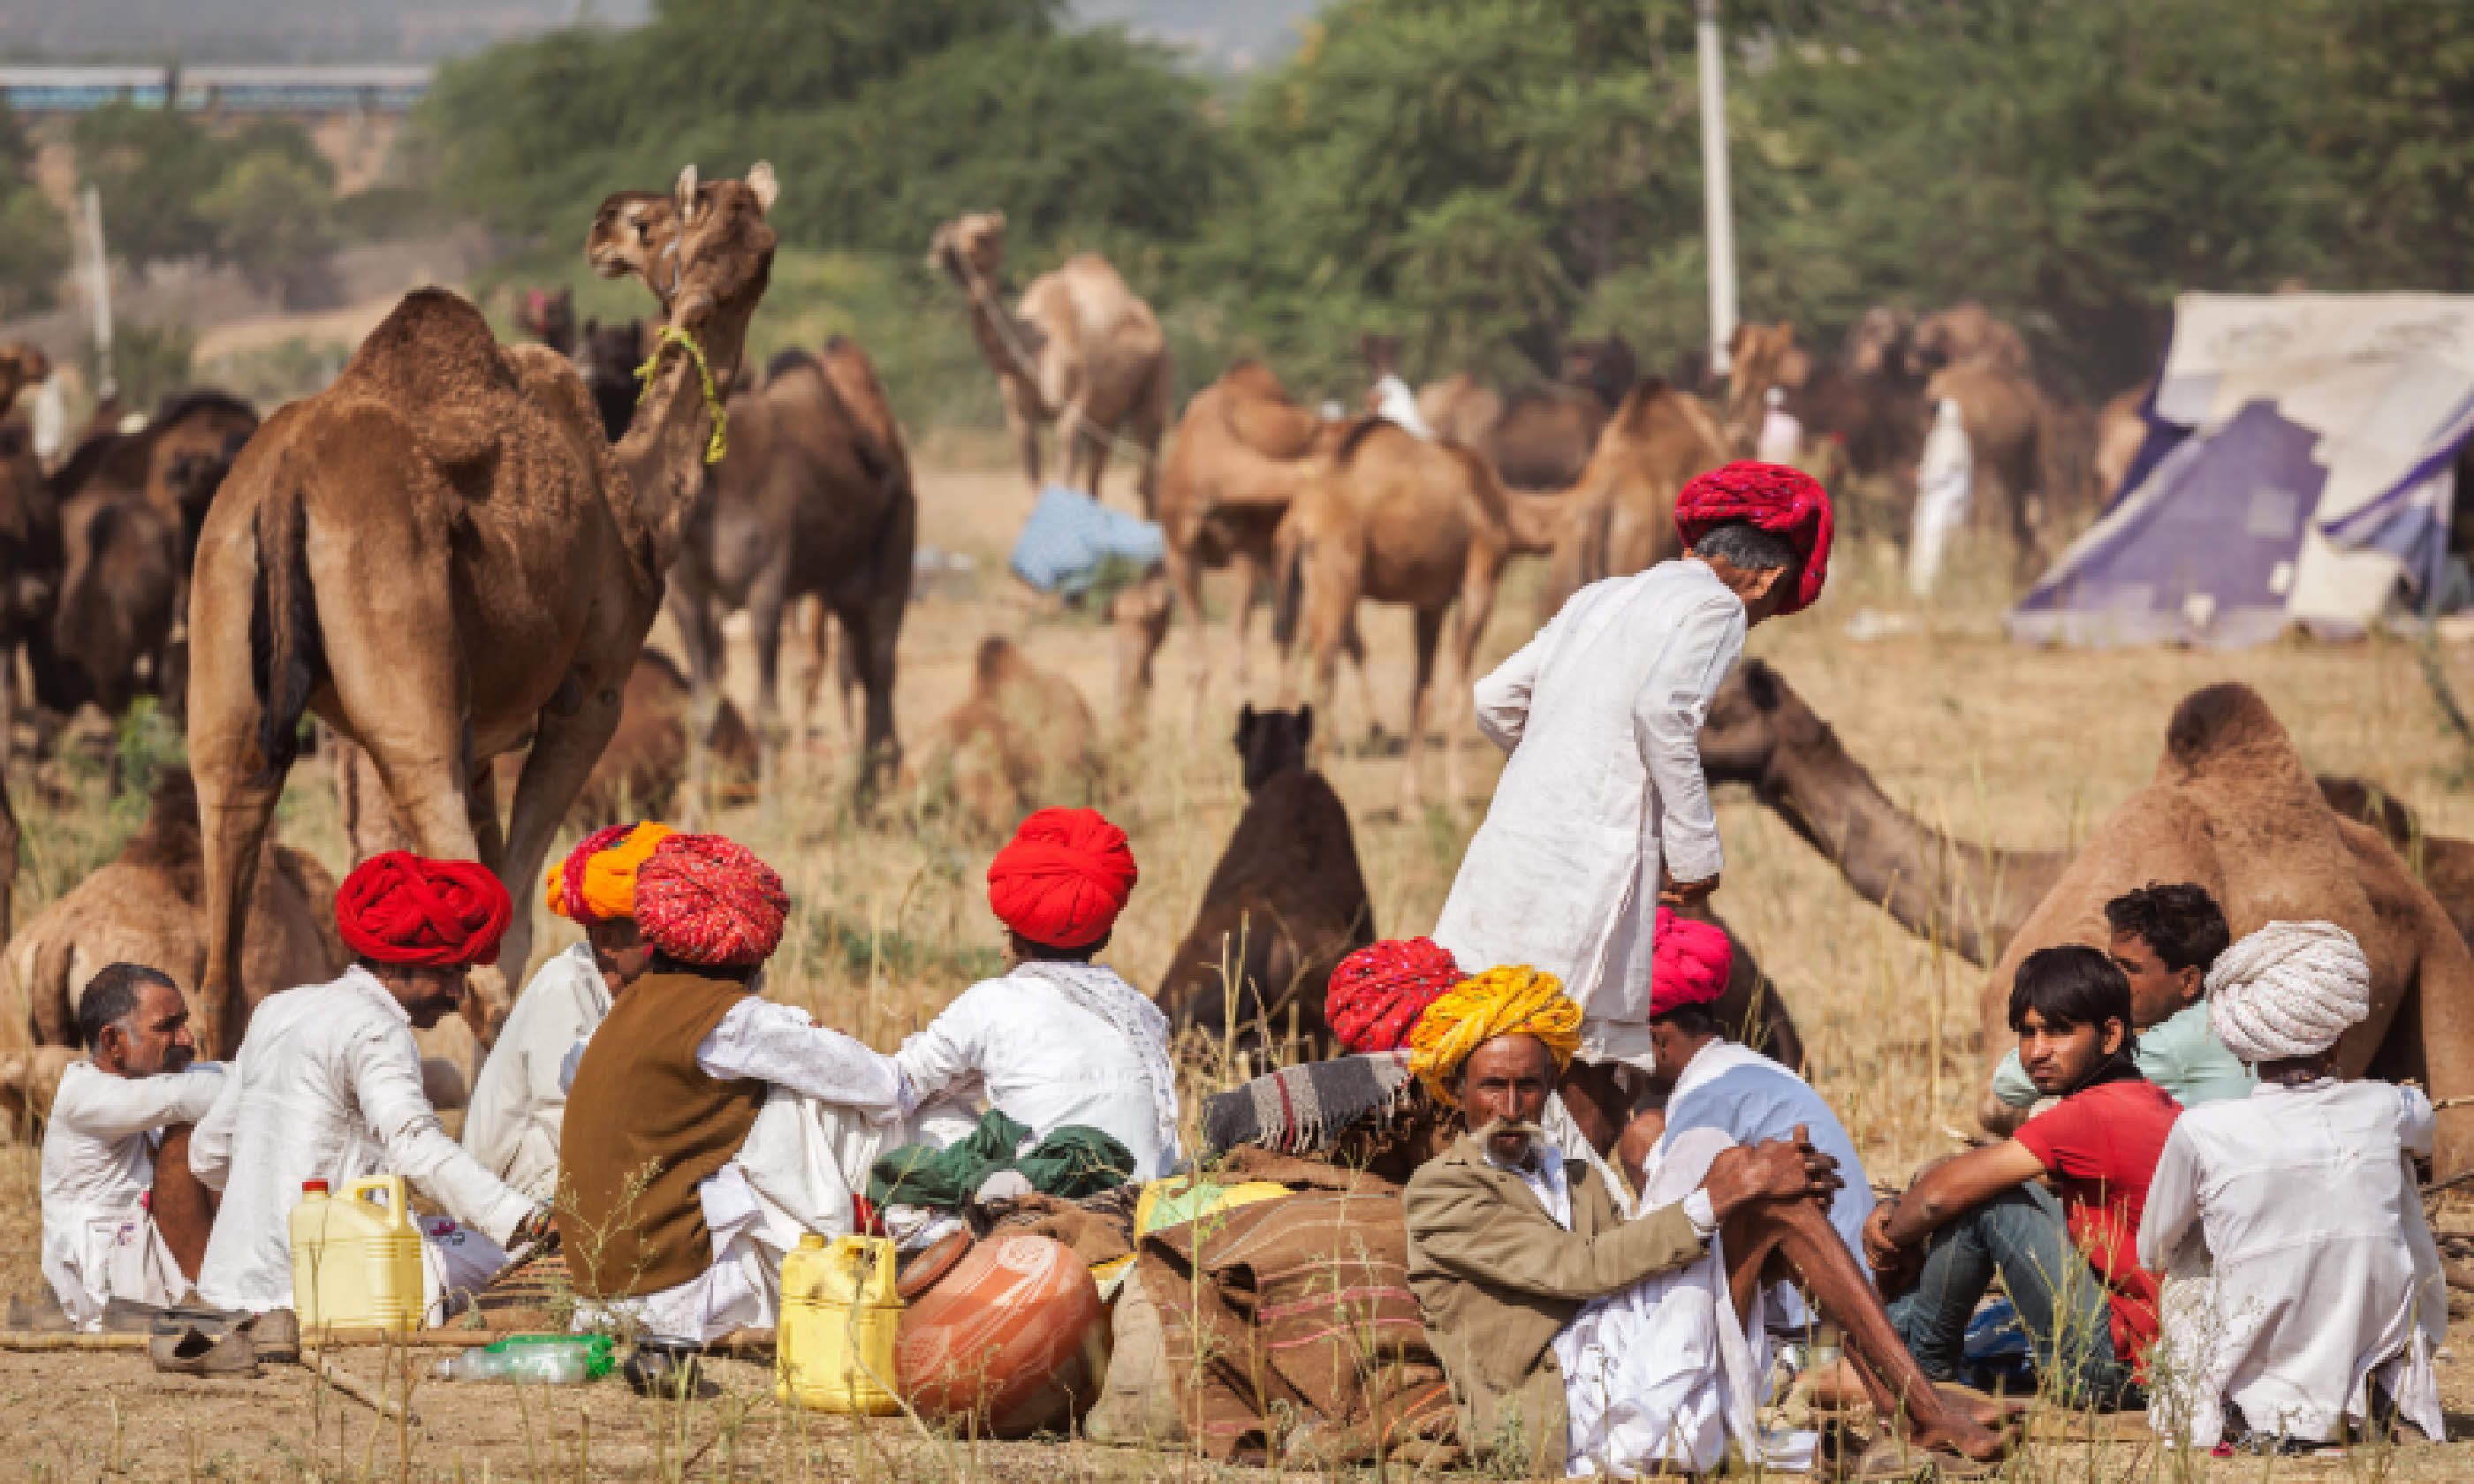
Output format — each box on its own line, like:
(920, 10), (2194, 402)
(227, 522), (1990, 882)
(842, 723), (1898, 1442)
(49, 1198), (189, 1328)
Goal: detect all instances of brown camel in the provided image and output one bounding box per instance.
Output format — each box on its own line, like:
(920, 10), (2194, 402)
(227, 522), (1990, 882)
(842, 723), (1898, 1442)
(928, 212), (1171, 518)
(1271, 417), (1558, 808)
(513, 286), (577, 358)
(1156, 706), (1374, 1050)
(1907, 302), (2031, 377)
(1416, 336), (1637, 491)
(576, 318), (649, 444)
(2093, 378), (2153, 504)
(1923, 359), (2045, 565)
(183, 163), (779, 1058)
(1720, 320), (1800, 454)
(664, 339), (915, 789)
(474, 649), (760, 831)
(1537, 378), (1734, 618)
(909, 636), (1104, 840)
(0, 409), (60, 756)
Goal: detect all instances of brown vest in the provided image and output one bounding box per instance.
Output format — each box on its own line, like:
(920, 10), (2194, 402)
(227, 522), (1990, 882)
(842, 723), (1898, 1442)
(559, 969), (765, 1298)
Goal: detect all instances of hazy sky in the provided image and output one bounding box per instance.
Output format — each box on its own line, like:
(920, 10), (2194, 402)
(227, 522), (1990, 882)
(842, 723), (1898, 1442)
(0, 1), (1318, 68)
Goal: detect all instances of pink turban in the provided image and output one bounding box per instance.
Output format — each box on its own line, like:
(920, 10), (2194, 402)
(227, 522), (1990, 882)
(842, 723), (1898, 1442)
(1650, 907), (1734, 1019)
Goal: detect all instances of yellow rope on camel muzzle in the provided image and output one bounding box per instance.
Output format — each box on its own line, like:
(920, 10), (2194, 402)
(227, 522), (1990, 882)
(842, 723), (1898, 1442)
(634, 324), (729, 465)
(1407, 965), (1582, 1107)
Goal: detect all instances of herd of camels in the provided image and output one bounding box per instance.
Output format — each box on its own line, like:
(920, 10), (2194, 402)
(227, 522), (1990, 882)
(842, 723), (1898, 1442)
(0, 163), (2465, 1177)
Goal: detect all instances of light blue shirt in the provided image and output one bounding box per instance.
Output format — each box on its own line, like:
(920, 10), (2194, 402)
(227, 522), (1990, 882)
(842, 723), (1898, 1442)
(1991, 998), (2256, 1109)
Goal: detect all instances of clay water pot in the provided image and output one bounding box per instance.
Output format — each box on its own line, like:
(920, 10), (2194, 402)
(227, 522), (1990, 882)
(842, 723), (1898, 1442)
(895, 1231), (1107, 1437)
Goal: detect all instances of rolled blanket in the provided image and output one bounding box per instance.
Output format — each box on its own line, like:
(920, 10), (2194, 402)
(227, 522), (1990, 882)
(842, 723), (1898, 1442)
(868, 1109), (1134, 1208)
(1200, 1050), (1415, 1156)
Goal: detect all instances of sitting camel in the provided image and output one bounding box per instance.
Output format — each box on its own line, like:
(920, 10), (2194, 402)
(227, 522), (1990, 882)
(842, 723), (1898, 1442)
(184, 163), (779, 1056)
(928, 211), (1171, 518)
(1533, 377), (1734, 619)
(909, 636), (1104, 840)
(1155, 706), (1374, 1051)
(1417, 336), (1636, 491)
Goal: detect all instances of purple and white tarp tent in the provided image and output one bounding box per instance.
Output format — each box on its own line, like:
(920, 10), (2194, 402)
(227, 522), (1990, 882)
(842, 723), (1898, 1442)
(2011, 292), (2474, 647)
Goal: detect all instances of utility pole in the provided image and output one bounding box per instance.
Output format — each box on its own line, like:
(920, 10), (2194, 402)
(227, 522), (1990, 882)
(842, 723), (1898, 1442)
(80, 185), (114, 400)
(1696, 0), (1738, 376)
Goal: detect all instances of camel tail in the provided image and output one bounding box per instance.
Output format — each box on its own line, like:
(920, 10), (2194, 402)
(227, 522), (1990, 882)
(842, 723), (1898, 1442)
(247, 466), (327, 787)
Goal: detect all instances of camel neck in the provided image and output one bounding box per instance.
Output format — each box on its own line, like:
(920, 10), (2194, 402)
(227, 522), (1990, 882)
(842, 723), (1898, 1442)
(611, 307), (752, 580)
(962, 275), (1043, 390)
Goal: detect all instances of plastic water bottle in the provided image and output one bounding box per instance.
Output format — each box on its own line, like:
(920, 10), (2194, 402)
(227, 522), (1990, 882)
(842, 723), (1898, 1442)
(434, 1335), (612, 1383)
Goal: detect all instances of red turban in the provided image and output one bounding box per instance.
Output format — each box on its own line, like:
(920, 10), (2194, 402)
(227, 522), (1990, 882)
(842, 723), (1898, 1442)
(1326, 938), (1461, 1054)
(1650, 906), (1734, 1019)
(336, 852), (513, 967)
(987, 806), (1136, 950)
(1673, 459), (1833, 616)
(634, 834), (790, 966)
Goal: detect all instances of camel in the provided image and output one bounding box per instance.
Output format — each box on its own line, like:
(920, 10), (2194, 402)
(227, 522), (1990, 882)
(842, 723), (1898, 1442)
(1907, 302), (2031, 377)
(1720, 321), (1800, 454)
(476, 649), (760, 831)
(909, 636), (1104, 839)
(1416, 336), (1636, 491)
(513, 287), (577, 358)
(1537, 378), (1734, 618)
(577, 318), (648, 443)
(183, 163), (779, 1058)
(664, 338), (915, 789)
(927, 212), (1171, 518)
(1271, 417), (1558, 808)
(1156, 705), (1373, 1051)
(0, 400), (59, 757)
(2093, 378), (2153, 504)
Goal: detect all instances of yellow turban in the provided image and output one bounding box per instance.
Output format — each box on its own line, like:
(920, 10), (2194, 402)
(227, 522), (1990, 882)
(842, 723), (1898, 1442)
(543, 821), (677, 922)
(1407, 965), (1583, 1106)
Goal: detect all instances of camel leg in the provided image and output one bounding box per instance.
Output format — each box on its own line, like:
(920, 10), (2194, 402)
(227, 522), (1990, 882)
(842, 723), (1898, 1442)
(669, 584), (725, 828)
(1227, 553), (1259, 693)
(1068, 402), (1112, 508)
(2415, 923), (2474, 1175)
(1402, 605), (1446, 813)
(499, 681), (626, 1002)
(186, 553), (285, 1061)
(1131, 360), (1170, 523)
(1446, 549), (1504, 809)
(1001, 380), (1043, 493)
(0, 756), (17, 949)
(1719, 1198), (2007, 1464)
(150, 1123), (216, 1283)
(1166, 543), (1213, 743)
(837, 595), (903, 803)
(746, 573), (792, 798)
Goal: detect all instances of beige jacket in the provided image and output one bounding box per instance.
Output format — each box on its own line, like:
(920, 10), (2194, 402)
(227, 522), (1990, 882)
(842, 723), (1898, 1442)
(1403, 1134), (1707, 1473)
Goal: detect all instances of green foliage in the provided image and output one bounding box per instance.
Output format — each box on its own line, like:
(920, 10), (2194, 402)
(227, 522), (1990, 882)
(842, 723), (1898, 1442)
(74, 102), (342, 284)
(2322, 0), (2474, 294)
(91, 321), (199, 412)
(200, 153), (336, 293)
(0, 187), (68, 320)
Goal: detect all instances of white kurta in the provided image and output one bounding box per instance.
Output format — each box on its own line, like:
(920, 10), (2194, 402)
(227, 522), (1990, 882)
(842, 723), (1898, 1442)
(40, 1060), (227, 1328)
(462, 943), (611, 1200)
(189, 967), (534, 1316)
(1373, 373), (1436, 439)
(895, 966), (1182, 1180)
(1434, 562), (1745, 1063)
(2138, 1079), (2447, 1448)
(1907, 398), (1973, 600)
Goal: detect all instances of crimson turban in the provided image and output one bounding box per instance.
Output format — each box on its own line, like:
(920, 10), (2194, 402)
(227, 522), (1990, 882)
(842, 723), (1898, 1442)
(634, 833), (790, 966)
(1673, 459), (1833, 616)
(987, 806), (1137, 950)
(1649, 906), (1734, 1019)
(1326, 937), (1461, 1054)
(336, 852), (513, 967)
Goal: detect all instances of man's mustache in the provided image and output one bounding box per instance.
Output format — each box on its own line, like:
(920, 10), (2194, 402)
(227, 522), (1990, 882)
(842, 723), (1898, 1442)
(1476, 1117), (1545, 1146)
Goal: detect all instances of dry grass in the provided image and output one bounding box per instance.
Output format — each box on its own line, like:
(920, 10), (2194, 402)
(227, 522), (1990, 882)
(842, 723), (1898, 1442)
(6, 461), (2474, 1476)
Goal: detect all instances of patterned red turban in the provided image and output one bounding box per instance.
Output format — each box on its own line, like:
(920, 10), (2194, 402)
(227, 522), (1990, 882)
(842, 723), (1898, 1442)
(1649, 906), (1734, 1019)
(1326, 938), (1461, 1054)
(634, 834), (790, 966)
(1673, 459), (1833, 615)
(987, 806), (1137, 950)
(336, 852), (513, 967)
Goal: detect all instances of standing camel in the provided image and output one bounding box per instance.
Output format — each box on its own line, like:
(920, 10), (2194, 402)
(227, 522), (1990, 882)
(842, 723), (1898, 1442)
(1536, 378), (1734, 618)
(927, 212), (1171, 518)
(183, 163), (778, 1058)
(1416, 336), (1636, 491)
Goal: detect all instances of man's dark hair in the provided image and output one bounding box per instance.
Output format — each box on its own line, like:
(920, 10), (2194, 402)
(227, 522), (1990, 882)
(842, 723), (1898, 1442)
(2103, 882), (2231, 974)
(78, 963), (177, 1051)
(1651, 1003), (1720, 1036)
(1691, 520), (1799, 572)
(2007, 944), (2136, 1049)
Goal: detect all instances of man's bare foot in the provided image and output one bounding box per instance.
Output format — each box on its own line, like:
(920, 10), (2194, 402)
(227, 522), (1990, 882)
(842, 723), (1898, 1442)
(1804, 1356), (1871, 1410)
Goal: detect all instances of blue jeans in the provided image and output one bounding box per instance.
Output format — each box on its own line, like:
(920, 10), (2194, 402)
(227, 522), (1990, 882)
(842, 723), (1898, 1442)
(1886, 1183), (2141, 1407)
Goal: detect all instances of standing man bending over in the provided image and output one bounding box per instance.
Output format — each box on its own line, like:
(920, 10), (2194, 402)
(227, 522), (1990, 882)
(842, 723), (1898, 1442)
(192, 853), (552, 1320)
(1433, 462), (1833, 1145)
(41, 964), (225, 1329)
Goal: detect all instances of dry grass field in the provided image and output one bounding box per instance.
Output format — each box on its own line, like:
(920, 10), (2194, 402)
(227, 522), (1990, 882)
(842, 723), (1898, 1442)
(4, 458), (2474, 1478)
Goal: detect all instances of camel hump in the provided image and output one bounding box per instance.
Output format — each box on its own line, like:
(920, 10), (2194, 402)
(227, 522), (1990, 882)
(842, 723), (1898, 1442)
(764, 346), (822, 384)
(338, 288), (518, 472)
(2162, 681), (2300, 780)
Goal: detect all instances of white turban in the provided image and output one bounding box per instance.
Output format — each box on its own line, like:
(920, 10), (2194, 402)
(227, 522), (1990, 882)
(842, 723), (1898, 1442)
(2205, 920), (2372, 1064)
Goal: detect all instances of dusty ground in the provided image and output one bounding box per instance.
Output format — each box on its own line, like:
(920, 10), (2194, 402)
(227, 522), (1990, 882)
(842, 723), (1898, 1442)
(7, 456), (2474, 1478)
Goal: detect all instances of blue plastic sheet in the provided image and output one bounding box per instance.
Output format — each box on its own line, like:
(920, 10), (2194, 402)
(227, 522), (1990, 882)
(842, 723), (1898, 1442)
(1008, 484), (1165, 595)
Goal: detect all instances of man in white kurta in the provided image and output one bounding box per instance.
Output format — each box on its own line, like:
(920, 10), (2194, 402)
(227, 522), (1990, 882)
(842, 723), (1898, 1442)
(2137, 921), (2447, 1450)
(41, 965), (226, 1329)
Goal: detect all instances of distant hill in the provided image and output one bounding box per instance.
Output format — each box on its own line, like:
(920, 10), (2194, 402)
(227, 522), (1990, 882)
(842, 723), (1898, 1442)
(0, 1), (1315, 67)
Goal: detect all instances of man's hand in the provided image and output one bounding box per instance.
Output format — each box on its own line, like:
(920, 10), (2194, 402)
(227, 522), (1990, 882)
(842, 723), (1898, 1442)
(1702, 1124), (1840, 1220)
(1862, 1201), (1905, 1273)
(1659, 869), (1721, 905)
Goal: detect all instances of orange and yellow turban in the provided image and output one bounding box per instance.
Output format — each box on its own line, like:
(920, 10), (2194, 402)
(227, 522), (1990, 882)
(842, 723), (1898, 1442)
(544, 821), (676, 923)
(1407, 965), (1583, 1106)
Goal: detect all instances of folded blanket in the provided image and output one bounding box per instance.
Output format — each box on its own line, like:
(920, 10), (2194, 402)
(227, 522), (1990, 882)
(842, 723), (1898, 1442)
(868, 1109), (1133, 1208)
(1200, 1051), (1414, 1156)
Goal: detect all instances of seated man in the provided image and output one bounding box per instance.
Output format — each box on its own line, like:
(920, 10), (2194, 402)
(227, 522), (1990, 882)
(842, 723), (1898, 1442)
(896, 807), (1181, 1180)
(1403, 965), (2004, 1477)
(1985, 883), (2250, 1132)
(463, 822), (670, 1200)
(2140, 922), (2447, 1451)
(40, 964), (225, 1329)
(561, 832), (911, 1341)
(192, 853), (552, 1321)
(1866, 945), (2180, 1408)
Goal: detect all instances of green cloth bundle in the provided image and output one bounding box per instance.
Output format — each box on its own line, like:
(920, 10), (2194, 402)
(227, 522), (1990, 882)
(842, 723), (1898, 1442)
(867, 1109), (1134, 1208)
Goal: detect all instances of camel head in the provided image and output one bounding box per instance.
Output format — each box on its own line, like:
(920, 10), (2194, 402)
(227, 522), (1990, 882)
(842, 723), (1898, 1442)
(1562, 334), (1638, 412)
(1234, 704), (1313, 793)
(658, 162), (779, 333)
(1698, 657), (1821, 793)
(926, 211), (1007, 289)
(1844, 306), (1916, 382)
(1724, 321), (1797, 440)
(587, 190), (679, 291)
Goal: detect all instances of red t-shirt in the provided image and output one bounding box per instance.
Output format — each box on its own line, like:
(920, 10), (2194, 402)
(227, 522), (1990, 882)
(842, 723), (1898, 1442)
(2014, 1076), (2182, 1374)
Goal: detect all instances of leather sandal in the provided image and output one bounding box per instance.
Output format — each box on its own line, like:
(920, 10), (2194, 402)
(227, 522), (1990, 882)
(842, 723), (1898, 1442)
(149, 1323), (262, 1378)
(245, 1309), (300, 1364)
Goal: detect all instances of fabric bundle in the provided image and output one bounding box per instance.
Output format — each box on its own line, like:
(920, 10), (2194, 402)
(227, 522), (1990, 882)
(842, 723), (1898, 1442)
(2205, 920), (2373, 1064)
(868, 1109), (1134, 1208)
(1407, 965), (1582, 1107)
(1650, 907), (1734, 1018)
(1671, 459), (1834, 615)
(634, 833), (790, 966)
(1200, 1050), (1416, 1156)
(335, 852), (513, 966)
(987, 806), (1138, 950)
(1326, 937), (1461, 1054)
(544, 820), (675, 922)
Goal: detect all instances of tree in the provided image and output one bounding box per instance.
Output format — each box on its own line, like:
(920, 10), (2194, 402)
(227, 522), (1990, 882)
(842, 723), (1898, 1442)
(200, 153), (337, 297)
(72, 102), (227, 267)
